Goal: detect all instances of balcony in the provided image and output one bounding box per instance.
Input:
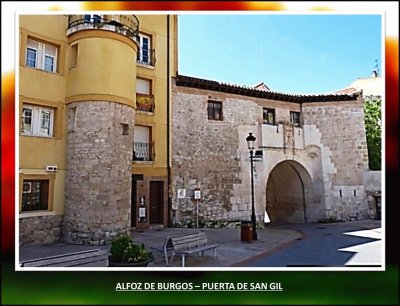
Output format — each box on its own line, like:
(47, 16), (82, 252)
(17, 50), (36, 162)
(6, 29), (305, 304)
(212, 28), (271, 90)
(133, 142), (155, 161)
(137, 48), (156, 66)
(136, 93), (155, 112)
(67, 14), (139, 42)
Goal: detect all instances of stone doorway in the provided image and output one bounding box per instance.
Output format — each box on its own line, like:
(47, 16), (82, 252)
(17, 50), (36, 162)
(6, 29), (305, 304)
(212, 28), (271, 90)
(266, 160), (313, 224)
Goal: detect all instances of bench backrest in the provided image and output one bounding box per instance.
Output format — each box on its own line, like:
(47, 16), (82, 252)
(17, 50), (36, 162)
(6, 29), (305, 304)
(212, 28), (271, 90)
(20, 249), (109, 267)
(169, 232), (207, 252)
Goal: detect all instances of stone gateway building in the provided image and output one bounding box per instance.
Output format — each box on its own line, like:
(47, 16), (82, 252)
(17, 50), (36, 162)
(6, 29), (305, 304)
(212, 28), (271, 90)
(171, 75), (370, 227)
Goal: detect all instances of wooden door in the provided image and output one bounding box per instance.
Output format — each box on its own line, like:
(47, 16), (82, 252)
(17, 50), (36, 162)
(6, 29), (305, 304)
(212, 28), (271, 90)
(149, 181), (163, 224)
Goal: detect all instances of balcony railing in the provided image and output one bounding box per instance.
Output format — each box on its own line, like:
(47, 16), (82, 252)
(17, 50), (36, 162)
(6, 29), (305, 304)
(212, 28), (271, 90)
(133, 142), (155, 161)
(67, 15), (139, 42)
(136, 93), (155, 112)
(137, 48), (156, 66)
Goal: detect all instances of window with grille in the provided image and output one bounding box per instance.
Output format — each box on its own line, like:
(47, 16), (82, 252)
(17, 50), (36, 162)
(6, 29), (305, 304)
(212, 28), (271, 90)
(133, 126), (154, 161)
(207, 100), (222, 121)
(22, 180), (49, 211)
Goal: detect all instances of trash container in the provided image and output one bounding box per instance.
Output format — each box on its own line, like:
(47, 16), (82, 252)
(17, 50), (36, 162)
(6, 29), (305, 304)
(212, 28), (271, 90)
(373, 192), (381, 220)
(241, 221), (253, 242)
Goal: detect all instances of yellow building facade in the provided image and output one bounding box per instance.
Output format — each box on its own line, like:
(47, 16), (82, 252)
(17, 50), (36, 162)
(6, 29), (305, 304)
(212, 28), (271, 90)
(19, 14), (177, 245)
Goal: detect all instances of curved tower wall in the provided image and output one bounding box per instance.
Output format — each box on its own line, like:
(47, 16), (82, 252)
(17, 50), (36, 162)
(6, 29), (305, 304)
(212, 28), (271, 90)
(64, 28), (137, 244)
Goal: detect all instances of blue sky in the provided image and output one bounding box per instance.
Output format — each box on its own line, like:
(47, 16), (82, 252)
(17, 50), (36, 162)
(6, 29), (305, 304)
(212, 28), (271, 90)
(178, 14), (382, 94)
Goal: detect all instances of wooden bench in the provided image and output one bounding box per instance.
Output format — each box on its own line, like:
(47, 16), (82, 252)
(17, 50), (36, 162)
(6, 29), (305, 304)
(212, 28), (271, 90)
(162, 232), (219, 267)
(19, 249), (109, 267)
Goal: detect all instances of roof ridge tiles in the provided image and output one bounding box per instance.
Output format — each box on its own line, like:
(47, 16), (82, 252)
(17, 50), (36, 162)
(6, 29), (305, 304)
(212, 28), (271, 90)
(175, 74), (361, 103)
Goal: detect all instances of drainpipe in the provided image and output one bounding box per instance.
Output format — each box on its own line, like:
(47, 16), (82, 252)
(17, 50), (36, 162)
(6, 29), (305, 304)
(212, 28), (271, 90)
(166, 15), (172, 227)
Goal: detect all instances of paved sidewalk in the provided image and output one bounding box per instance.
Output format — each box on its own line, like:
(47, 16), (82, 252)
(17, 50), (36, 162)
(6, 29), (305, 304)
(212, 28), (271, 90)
(133, 227), (303, 267)
(18, 226), (302, 268)
(18, 220), (380, 268)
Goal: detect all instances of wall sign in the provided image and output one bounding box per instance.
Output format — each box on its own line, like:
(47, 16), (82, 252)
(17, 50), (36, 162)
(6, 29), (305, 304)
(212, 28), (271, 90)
(177, 189), (186, 199)
(194, 189), (201, 200)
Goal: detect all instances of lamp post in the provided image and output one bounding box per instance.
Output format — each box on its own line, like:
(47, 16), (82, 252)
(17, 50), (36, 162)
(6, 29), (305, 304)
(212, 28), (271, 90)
(246, 132), (258, 240)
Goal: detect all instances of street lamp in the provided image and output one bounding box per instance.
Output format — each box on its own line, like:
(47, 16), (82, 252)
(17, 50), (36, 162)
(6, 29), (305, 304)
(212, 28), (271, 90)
(246, 132), (258, 240)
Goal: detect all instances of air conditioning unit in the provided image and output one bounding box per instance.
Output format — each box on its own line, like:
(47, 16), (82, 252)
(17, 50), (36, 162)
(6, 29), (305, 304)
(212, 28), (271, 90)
(45, 165), (58, 172)
(23, 182), (32, 193)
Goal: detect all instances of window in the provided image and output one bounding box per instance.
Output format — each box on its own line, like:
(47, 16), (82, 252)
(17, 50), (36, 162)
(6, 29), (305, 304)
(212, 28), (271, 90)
(136, 78), (151, 95)
(22, 180), (49, 211)
(137, 33), (154, 65)
(136, 78), (154, 112)
(26, 47), (37, 68)
(26, 38), (58, 73)
(208, 101), (222, 121)
(133, 126), (154, 161)
(121, 123), (129, 135)
(22, 104), (54, 137)
(84, 14), (101, 23)
(290, 111), (300, 126)
(263, 108), (275, 125)
(70, 43), (78, 68)
(44, 55), (55, 72)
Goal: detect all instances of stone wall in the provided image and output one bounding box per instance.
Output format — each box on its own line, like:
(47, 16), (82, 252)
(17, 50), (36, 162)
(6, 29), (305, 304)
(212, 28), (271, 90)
(171, 84), (324, 227)
(172, 91), (240, 227)
(364, 170), (382, 219)
(302, 98), (369, 221)
(172, 80), (370, 226)
(364, 170), (382, 192)
(64, 101), (135, 244)
(20, 215), (63, 245)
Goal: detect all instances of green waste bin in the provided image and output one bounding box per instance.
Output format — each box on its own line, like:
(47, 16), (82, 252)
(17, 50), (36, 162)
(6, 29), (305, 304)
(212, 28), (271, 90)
(373, 192), (381, 220)
(241, 221), (253, 242)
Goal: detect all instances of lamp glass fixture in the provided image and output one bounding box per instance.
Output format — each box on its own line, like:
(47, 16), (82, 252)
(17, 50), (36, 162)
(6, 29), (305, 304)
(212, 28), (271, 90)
(246, 132), (256, 150)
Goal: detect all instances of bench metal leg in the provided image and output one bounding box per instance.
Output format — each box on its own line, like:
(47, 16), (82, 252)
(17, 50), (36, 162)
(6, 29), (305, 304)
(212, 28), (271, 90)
(164, 251), (170, 266)
(213, 248), (217, 259)
(181, 255), (186, 267)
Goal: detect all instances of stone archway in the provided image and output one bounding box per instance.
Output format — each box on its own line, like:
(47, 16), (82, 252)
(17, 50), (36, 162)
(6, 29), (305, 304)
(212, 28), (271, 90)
(266, 160), (314, 224)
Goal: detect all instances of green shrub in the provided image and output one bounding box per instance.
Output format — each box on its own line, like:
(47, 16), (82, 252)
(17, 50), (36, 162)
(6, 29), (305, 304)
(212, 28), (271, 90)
(110, 234), (151, 263)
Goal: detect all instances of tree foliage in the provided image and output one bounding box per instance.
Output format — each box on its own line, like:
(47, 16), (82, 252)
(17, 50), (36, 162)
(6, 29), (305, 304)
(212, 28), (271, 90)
(364, 96), (381, 170)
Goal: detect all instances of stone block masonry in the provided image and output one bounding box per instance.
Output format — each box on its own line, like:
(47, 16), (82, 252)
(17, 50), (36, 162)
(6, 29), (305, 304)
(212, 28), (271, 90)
(171, 90), (244, 227)
(19, 215), (63, 245)
(302, 99), (369, 221)
(172, 76), (370, 227)
(64, 101), (135, 244)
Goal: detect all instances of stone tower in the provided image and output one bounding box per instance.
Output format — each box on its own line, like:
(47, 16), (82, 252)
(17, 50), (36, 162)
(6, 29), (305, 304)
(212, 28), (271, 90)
(64, 15), (139, 244)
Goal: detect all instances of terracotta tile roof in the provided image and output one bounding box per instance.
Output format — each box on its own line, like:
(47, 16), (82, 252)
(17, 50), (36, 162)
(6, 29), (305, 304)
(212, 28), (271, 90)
(175, 74), (362, 103)
(252, 82), (271, 91)
(331, 87), (360, 95)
